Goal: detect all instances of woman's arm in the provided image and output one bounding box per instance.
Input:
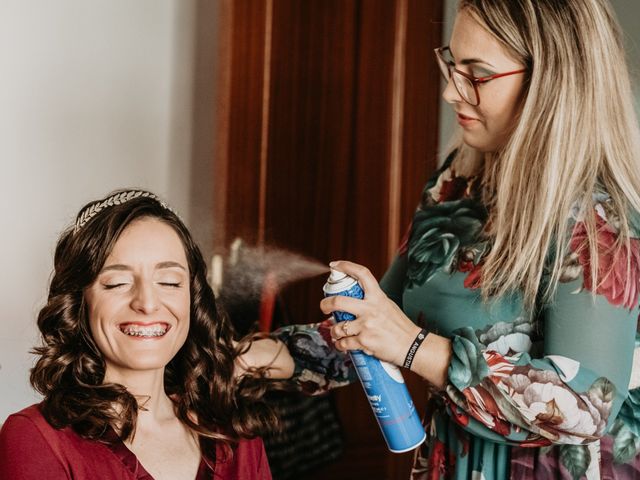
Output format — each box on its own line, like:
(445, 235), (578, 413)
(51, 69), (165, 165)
(323, 254), (637, 446)
(235, 319), (358, 395)
(234, 337), (295, 380)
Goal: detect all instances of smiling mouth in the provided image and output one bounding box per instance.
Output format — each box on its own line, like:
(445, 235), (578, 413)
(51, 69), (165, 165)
(119, 323), (170, 338)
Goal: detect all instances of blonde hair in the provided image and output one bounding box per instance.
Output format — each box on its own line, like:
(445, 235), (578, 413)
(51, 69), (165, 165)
(451, 0), (640, 308)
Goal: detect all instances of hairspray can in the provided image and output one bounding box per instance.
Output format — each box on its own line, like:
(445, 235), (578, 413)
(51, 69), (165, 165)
(323, 269), (426, 453)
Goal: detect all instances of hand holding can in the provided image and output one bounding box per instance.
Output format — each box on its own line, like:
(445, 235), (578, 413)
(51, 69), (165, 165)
(323, 268), (426, 453)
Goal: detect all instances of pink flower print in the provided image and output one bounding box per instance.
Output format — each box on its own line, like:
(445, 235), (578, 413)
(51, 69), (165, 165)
(570, 216), (640, 309)
(462, 385), (513, 436)
(499, 368), (612, 444)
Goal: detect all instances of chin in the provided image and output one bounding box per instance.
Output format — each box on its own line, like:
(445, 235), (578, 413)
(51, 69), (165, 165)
(462, 135), (501, 153)
(134, 358), (174, 370)
(116, 352), (179, 372)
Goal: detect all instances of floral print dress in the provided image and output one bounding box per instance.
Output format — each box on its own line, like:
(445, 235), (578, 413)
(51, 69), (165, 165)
(272, 156), (640, 479)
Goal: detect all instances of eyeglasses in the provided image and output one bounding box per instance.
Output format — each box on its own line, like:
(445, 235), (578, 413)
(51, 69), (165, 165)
(434, 46), (526, 106)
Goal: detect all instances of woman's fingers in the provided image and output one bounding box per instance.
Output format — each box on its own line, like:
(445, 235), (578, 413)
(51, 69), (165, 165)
(322, 260), (416, 364)
(330, 319), (362, 341)
(333, 331), (371, 355)
(327, 303), (421, 366)
(330, 319), (382, 358)
(329, 260), (381, 297)
(320, 294), (366, 316)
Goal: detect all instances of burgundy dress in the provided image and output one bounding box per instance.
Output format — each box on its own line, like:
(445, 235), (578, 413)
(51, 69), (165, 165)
(0, 404), (271, 480)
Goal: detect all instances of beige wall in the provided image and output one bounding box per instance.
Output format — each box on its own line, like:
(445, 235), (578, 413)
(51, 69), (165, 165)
(0, 0), (201, 421)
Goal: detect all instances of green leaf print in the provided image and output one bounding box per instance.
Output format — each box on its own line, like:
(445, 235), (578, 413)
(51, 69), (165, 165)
(613, 422), (640, 464)
(448, 327), (491, 389)
(588, 377), (615, 403)
(609, 417), (624, 437)
(407, 199), (486, 288)
(627, 206), (640, 238)
(617, 388), (640, 437)
(559, 444), (590, 480)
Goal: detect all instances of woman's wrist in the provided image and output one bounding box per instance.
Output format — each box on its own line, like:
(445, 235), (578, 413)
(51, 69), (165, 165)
(235, 338), (295, 380)
(403, 328), (429, 369)
(406, 332), (452, 389)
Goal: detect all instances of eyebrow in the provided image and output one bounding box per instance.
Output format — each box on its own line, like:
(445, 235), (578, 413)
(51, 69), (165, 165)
(460, 58), (495, 68)
(448, 47), (495, 68)
(100, 261), (187, 272)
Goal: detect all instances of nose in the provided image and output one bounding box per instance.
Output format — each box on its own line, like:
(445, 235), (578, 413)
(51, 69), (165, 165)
(130, 281), (159, 314)
(442, 76), (462, 105)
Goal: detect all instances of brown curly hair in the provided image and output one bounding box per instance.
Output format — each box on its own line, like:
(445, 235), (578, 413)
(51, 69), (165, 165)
(30, 189), (277, 459)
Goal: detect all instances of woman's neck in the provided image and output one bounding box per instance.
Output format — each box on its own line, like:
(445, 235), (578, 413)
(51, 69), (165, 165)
(104, 367), (175, 422)
(451, 146), (486, 178)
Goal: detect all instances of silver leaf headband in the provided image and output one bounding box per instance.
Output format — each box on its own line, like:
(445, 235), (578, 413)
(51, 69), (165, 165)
(74, 190), (171, 234)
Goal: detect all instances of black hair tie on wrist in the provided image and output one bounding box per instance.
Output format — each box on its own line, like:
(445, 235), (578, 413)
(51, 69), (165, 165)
(403, 329), (428, 369)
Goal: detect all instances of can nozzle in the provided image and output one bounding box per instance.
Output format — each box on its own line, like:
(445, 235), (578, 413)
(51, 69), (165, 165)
(328, 268), (347, 283)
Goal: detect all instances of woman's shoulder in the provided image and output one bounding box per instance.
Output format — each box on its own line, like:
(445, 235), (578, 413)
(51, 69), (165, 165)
(4, 402), (41, 417)
(1, 403), (139, 479)
(0, 404), (69, 477)
(568, 188), (640, 235)
(0, 402), (91, 452)
(561, 189), (640, 309)
(1, 403), (46, 435)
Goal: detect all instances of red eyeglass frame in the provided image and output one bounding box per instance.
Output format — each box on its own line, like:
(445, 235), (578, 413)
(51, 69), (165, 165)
(435, 46), (527, 106)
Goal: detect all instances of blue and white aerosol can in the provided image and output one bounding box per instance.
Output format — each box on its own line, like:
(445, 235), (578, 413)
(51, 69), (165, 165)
(323, 269), (426, 453)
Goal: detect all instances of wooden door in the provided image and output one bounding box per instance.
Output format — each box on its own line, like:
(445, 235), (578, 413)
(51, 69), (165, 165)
(212, 1), (444, 478)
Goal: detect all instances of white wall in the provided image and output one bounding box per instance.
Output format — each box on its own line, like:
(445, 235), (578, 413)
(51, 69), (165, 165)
(438, 0), (459, 162)
(0, 0), (200, 421)
(438, 0), (640, 159)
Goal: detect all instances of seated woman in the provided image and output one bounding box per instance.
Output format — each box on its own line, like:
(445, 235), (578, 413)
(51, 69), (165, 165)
(0, 190), (274, 480)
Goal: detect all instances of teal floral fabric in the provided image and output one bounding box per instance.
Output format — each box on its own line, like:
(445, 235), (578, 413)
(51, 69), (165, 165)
(273, 156), (640, 479)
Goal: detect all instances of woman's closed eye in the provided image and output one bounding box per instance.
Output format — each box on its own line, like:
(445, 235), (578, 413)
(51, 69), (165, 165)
(103, 282), (130, 290)
(156, 272), (186, 288)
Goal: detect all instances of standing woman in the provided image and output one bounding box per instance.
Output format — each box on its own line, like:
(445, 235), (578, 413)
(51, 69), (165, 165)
(0, 190), (274, 479)
(242, 0), (640, 478)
